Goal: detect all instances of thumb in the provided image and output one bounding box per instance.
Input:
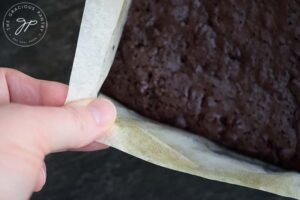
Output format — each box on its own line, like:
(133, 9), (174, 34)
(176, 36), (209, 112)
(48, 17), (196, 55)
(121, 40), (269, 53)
(50, 98), (117, 152)
(0, 98), (117, 154)
(47, 98), (117, 152)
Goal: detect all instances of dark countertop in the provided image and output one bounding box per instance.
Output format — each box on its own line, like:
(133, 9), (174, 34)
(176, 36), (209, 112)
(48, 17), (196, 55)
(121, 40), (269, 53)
(0, 1), (293, 199)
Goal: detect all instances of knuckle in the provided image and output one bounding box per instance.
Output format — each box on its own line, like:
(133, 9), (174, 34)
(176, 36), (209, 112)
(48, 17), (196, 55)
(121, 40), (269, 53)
(66, 107), (96, 148)
(67, 107), (93, 134)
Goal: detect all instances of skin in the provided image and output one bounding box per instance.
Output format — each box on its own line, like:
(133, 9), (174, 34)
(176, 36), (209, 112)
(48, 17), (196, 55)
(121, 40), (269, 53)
(0, 68), (117, 200)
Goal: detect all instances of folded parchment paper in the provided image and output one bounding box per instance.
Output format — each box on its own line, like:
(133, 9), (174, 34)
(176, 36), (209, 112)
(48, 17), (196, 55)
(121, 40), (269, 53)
(67, 0), (300, 199)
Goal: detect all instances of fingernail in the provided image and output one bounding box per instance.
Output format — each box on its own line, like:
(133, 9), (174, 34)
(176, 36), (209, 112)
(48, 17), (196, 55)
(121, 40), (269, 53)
(88, 99), (117, 126)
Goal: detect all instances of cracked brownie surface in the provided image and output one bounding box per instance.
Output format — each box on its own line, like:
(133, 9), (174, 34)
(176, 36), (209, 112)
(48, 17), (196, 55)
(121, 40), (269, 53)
(102, 0), (300, 170)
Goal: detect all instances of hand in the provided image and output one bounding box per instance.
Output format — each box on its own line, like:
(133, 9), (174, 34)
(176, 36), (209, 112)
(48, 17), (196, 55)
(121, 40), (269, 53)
(0, 68), (117, 200)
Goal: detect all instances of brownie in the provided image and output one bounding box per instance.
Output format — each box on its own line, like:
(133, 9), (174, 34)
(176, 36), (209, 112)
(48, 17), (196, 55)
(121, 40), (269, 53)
(102, 0), (300, 170)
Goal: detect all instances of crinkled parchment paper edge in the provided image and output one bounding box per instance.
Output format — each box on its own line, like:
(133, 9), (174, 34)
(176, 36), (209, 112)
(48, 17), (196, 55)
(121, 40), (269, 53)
(97, 95), (300, 199)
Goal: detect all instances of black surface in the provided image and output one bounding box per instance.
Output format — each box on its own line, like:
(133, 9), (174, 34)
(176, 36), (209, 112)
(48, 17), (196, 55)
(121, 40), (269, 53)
(0, 1), (294, 200)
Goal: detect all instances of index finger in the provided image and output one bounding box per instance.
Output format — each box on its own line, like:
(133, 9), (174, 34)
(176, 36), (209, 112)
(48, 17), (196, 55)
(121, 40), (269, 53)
(0, 68), (68, 106)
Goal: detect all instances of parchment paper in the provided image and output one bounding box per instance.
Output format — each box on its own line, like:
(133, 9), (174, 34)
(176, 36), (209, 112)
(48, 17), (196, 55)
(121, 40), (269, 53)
(67, 0), (300, 199)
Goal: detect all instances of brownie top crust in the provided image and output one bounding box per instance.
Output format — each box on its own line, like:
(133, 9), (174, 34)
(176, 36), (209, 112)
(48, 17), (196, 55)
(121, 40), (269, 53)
(102, 0), (300, 170)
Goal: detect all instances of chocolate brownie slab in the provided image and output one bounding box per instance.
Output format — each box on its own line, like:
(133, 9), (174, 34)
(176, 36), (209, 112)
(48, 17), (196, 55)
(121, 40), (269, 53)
(102, 0), (300, 170)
